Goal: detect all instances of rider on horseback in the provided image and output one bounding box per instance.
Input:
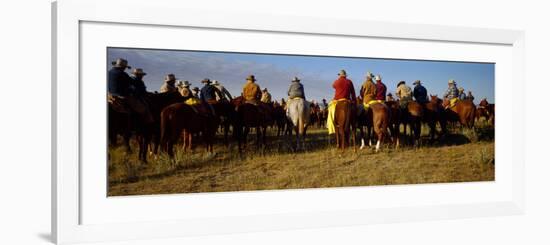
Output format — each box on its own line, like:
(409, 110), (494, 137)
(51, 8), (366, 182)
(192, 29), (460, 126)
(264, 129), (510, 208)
(443, 79), (459, 109)
(159, 74), (178, 93)
(212, 80), (233, 102)
(107, 58), (153, 124)
(374, 75), (387, 101)
(396, 80), (413, 109)
(327, 70), (356, 134)
(288, 76), (306, 100)
(199, 78), (223, 116)
(412, 80), (428, 103)
(359, 72), (377, 110)
(241, 74), (270, 116)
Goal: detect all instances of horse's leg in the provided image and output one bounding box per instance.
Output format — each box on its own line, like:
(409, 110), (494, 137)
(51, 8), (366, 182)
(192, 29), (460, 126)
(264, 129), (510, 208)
(359, 125), (365, 149)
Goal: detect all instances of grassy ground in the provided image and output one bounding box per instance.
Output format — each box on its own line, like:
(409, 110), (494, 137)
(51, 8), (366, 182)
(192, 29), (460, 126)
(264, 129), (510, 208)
(108, 121), (495, 196)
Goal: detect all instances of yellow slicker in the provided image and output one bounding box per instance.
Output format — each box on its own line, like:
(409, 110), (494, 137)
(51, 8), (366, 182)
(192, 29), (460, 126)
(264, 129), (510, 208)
(184, 97), (201, 106)
(326, 98), (349, 135)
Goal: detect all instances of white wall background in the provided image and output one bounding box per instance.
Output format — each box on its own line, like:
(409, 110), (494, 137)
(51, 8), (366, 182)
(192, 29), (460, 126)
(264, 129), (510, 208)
(0, 0), (547, 244)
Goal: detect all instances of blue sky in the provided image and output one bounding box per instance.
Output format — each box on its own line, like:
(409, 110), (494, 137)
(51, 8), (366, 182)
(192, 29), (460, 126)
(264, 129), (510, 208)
(108, 47), (494, 104)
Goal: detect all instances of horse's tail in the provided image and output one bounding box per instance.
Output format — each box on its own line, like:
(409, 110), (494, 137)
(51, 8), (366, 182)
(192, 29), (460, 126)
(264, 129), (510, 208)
(467, 105), (476, 128)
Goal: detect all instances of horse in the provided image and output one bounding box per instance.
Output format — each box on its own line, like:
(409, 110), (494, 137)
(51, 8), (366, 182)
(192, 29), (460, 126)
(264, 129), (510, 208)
(107, 104), (133, 152)
(333, 99), (356, 150)
(159, 102), (220, 158)
(477, 98), (495, 126)
(286, 98), (311, 150)
(401, 101), (424, 146)
(317, 107), (327, 128)
(356, 101), (374, 150)
(231, 96), (272, 152)
(272, 103), (288, 137)
(370, 103), (391, 152)
(385, 100), (402, 148)
(442, 97), (476, 129)
(423, 95), (448, 142)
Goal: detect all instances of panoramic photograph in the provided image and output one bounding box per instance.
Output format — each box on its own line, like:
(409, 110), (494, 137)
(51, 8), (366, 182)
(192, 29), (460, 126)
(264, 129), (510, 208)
(107, 47), (495, 196)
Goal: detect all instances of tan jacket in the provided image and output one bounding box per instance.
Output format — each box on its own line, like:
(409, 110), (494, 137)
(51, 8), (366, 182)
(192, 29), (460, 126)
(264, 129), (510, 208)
(243, 81), (261, 103)
(396, 84), (413, 100)
(261, 91), (272, 103)
(160, 82), (177, 93)
(360, 79), (377, 104)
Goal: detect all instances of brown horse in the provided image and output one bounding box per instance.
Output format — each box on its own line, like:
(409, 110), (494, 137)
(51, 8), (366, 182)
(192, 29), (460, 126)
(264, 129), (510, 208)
(370, 103), (390, 152)
(441, 97), (476, 130)
(333, 100), (356, 150)
(356, 101), (373, 149)
(159, 102), (220, 158)
(423, 95), (448, 142)
(476, 98), (495, 126)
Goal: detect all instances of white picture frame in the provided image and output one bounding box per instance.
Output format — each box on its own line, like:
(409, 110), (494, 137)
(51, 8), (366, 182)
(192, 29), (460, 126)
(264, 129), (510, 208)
(52, 0), (525, 244)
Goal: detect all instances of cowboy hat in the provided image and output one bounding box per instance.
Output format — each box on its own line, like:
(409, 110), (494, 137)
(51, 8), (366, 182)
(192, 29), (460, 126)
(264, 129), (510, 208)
(176, 80), (191, 88)
(246, 75), (256, 81)
(112, 58), (131, 69)
(458, 87), (464, 91)
(375, 75), (382, 81)
(211, 80), (220, 85)
(366, 71), (374, 78)
(397, 81), (406, 88)
(291, 77), (300, 82)
(165, 74), (176, 82)
(413, 80), (421, 85)
(448, 79), (456, 84)
(131, 68), (147, 76)
(192, 87), (200, 91)
(338, 70), (347, 76)
(201, 78), (211, 84)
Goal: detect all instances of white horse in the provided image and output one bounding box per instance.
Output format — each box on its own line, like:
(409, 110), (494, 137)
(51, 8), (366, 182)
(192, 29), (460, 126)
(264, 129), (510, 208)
(286, 97), (311, 150)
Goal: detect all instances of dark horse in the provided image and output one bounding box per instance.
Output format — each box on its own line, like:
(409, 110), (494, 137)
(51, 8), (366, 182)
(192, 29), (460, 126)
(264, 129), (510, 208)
(401, 101), (424, 146)
(476, 98), (495, 126)
(231, 96), (273, 152)
(159, 102), (220, 158)
(423, 95), (448, 142)
(385, 100), (402, 148)
(333, 100), (356, 150)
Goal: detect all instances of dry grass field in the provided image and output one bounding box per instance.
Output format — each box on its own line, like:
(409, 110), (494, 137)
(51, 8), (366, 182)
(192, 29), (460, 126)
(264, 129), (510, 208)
(108, 122), (495, 196)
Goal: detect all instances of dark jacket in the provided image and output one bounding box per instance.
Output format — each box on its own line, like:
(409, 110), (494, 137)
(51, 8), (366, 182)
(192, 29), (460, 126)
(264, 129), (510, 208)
(130, 76), (147, 95)
(200, 84), (221, 102)
(375, 81), (387, 101)
(108, 67), (133, 96)
(413, 84), (428, 103)
(288, 81), (305, 99)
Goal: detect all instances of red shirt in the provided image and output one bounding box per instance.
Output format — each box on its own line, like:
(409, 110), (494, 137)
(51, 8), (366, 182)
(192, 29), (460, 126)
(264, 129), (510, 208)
(375, 81), (387, 101)
(332, 77), (356, 101)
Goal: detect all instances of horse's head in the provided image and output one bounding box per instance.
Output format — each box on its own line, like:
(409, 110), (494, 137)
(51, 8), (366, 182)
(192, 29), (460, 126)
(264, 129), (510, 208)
(231, 96), (244, 107)
(430, 94), (442, 104)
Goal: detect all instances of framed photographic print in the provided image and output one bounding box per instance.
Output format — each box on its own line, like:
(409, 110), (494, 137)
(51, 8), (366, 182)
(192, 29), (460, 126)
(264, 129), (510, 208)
(52, 0), (525, 244)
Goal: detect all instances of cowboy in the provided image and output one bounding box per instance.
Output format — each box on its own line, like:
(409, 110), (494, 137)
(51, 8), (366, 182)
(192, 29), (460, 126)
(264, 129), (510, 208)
(288, 77), (306, 100)
(374, 75), (387, 101)
(327, 70), (356, 135)
(212, 80), (233, 102)
(130, 68), (148, 96)
(465, 91), (475, 101)
(199, 78), (223, 116)
(320, 98), (328, 110)
(242, 75), (262, 104)
(176, 80), (194, 101)
(261, 88), (272, 103)
(386, 93), (395, 102)
(359, 72), (377, 109)
(332, 70), (356, 102)
(159, 74), (178, 93)
(458, 87), (467, 100)
(107, 58), (153, 123)
(443, 79), (459, 108)
(412, 80), (428, 103)
(192, 87), (200, 98)
(396, 80), (413, 109)
(443, 79), (459, 100)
